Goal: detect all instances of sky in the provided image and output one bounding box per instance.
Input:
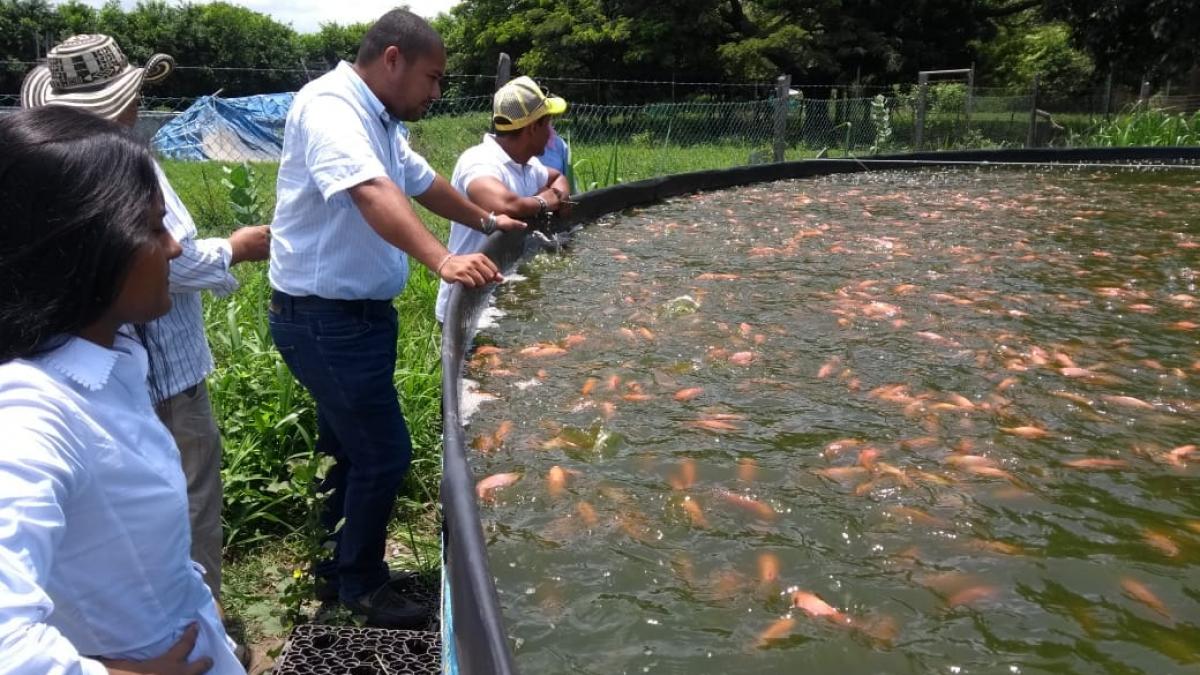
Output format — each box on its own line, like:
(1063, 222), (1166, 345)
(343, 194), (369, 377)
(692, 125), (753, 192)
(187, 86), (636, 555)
(67, 1), (462, 33)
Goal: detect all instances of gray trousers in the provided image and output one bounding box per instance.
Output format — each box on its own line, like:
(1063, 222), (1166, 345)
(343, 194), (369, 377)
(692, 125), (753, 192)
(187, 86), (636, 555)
(157, 381), (225, 601)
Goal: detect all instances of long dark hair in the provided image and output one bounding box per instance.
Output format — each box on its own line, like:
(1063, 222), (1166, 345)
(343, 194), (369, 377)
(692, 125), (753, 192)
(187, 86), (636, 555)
(0, 106), (163, 365)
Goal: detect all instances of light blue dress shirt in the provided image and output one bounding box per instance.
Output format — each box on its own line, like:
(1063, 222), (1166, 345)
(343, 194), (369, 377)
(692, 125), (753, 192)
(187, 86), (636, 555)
(269, 61), (437, 301)
(0, 334), (241, 673)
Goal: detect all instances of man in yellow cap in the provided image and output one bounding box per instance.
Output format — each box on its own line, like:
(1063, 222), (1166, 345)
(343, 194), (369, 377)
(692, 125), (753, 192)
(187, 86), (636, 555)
(435, 75), (573, 322)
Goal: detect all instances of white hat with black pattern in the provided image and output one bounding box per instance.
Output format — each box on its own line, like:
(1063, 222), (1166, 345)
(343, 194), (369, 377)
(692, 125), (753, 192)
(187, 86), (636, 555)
(20, 34), (175, 121)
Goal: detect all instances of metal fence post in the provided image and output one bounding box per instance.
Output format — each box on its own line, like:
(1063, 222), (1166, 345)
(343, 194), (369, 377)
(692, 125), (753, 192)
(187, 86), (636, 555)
(1138, 80), (1150, 103)
(1103, 70), (1113, 121)
(965, 64), (975, 128)
(773, 74), (791, 162)
(1026, 74), (1040, 148)
(915, 72), (929, 151)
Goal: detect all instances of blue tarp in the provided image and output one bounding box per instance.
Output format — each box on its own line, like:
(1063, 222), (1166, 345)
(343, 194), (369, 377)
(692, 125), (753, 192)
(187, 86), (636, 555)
(152, 93), (294, 161)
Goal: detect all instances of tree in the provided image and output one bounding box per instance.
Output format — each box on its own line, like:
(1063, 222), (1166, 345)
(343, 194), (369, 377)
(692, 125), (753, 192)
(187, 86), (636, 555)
(1044, 0), (1200, 86)
(977, 18), (1093, 95)
(298, 21), (370, 69)
(0, 0), (61, 91)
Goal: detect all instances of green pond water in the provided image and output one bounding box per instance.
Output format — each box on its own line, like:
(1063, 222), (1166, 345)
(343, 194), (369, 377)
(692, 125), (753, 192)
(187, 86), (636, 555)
(464, 168), (1200, 675)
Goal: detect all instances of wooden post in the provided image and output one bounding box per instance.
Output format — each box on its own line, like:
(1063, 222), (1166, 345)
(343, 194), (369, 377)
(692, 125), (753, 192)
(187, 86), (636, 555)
(915, 72), (929, 151)
(495, 53), (512, 91)
(1026, 74), (1040, 148)
(773, 74), (791, 163)
(491, 53), (512, 134)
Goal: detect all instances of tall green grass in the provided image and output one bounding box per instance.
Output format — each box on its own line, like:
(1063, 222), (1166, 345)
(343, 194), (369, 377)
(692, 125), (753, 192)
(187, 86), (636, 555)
(1082, 104), (1200, 147)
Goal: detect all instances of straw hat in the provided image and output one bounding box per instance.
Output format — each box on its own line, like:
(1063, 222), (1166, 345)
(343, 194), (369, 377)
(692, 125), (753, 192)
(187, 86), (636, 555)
(21, 34), (175, 121)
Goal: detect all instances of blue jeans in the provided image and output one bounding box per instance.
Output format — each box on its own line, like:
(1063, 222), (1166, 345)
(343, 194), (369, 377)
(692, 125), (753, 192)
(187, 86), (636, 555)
(268, 291), (413, 601)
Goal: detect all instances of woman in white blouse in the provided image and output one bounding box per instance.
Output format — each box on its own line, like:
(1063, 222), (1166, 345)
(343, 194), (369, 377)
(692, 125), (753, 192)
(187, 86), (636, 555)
(0, 107), (242, 673)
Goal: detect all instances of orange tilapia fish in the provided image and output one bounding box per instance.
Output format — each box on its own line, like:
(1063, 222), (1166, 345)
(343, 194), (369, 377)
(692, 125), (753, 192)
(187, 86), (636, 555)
(547, 465), (570, 497)
(790, 591), (845, 621)
(494, 420), (513, 442)
(728, 351), (756, 365)
(1000, 425), (1052, 439)
(757, 552), (781, 583)
(1101, 394), (1155, 410)
(817, 356), (842, 379)
(714, 488), (777, 520)
(1141, 530), (1180, 558)
(581, 377), (598, 396)
(575, 501), (599, 526)
(1121, 577), (1171, 620)
(1062, 457), (1129, 471)
(1164, 445), (1197, 467)
(886, 505), (946, 527)
(687, 417), (740, 432)
(519, 343), (567, 357)
(673, 386), (705, 401)
(816, 466), (869, 482)
(823, 438), (864, 458)
(561, 333), (587, 349)
(476, 472), (521, 501)
(682, 498), (708, 528)
(968, 538), (1025, 556)
(915, 331), (962, 348)
(946, 585), (999, 608)
(754, 616), (796, 648)
(738, 457), (758, 482)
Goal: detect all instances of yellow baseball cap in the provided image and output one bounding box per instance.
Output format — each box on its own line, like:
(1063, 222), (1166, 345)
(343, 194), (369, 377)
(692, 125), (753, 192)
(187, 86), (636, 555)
(493, 76), (567, 131)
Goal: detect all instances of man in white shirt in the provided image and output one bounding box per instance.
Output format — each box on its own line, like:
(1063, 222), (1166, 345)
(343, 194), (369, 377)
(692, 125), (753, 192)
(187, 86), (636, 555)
(20, 33), (271, 605)
(435, 76), (573, 323)
(268, 9), (524, 628)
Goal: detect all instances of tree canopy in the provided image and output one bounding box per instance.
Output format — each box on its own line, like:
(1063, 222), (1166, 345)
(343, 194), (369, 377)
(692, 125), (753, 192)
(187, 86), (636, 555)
(1, 0), (1195, 101)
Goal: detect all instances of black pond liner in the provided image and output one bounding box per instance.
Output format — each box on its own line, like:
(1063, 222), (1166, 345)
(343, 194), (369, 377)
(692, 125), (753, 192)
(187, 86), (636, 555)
(434, 147), (1200, 675)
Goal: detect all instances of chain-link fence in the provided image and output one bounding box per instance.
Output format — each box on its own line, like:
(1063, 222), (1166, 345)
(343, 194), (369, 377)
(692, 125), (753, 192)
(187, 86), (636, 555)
(3, 74), (1197, 190)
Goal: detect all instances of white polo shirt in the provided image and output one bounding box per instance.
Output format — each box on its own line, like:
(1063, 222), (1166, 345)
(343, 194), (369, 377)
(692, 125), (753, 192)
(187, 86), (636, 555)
(435, 134), (550, 321)
(269, 61), (436, 301)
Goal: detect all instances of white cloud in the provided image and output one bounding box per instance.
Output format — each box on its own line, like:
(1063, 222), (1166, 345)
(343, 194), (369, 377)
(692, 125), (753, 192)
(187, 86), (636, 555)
(63, 0), (461, 33)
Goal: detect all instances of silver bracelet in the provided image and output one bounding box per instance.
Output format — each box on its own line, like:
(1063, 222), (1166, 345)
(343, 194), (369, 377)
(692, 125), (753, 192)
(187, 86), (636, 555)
(534, 195), (549, 215)
(479, 212), (497, 234)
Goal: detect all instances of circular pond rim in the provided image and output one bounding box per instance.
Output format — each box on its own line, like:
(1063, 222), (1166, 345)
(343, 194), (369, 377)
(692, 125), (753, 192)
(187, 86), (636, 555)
(436, 146), (1200, 675)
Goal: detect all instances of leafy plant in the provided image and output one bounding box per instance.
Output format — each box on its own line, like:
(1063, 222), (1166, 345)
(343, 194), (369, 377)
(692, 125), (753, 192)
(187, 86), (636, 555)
(221, 162), (267, 226)
(869, 94), (894, 154)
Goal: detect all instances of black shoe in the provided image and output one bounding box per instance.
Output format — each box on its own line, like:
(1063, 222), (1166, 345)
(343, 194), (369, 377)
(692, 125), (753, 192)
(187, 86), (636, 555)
(342, 582), (429, 629)
(314, 569), (418, 604)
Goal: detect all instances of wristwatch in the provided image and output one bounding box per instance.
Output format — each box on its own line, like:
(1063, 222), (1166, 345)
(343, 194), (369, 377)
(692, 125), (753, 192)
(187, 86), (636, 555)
(480, 212), (497, 234)
(534, 195), (549, 216)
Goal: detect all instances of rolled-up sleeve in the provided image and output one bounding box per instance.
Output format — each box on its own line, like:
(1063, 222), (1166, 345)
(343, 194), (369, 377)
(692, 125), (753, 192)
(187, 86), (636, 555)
(168, 236), (237, 297)
(302, 95), (389, 202)
(0, 409), (105, 675)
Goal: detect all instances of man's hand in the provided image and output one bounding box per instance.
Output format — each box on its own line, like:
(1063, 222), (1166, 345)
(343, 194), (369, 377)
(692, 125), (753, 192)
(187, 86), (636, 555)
(494, 214), (526, 232)
(546, 186), (573, 219)
(228, 225), (270, 265)
(102, 624), (212, 675)
(439, 253), (503, 288)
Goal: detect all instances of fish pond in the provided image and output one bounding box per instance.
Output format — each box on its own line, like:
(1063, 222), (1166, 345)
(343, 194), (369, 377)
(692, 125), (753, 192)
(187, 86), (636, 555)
(464, 168), (1200, 675)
